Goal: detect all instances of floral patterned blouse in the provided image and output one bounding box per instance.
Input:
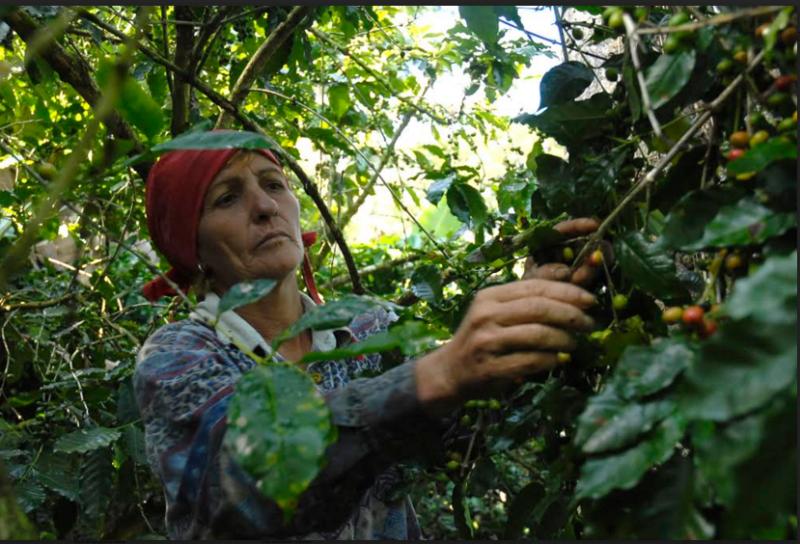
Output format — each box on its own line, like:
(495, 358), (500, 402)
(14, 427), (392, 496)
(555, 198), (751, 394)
(134, 292), (445, 539)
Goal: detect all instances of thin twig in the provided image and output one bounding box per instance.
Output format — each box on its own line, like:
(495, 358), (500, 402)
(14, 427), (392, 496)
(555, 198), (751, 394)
(572, 48), (767, 267)
(499, 19), (608, 61)
(636, 6), (783, 35)
(460, 412), (484, 479)
(327, 253), (424, 288)
(553, 6), (569, 62)
(623, 13), (663, 140)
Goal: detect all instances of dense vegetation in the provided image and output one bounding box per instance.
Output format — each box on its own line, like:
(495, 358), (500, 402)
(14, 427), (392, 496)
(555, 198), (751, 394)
(0, 5), (796, 540)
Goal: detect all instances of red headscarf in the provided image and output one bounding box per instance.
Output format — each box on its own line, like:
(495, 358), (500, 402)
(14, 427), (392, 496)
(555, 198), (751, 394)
(142, 136), (321, 303)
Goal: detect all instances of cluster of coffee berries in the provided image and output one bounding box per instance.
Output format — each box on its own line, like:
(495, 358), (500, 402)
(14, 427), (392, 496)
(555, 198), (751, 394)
(662, 304), (719, 339)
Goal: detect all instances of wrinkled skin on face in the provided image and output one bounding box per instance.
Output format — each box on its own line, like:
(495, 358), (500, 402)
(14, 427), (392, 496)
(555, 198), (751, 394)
(197, 151), (304, 294)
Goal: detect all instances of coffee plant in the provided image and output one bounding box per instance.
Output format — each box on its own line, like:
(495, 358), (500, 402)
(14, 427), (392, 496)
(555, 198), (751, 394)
(0, 5), (796, 540)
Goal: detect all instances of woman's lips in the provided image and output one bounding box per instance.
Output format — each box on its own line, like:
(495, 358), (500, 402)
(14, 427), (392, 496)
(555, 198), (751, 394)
(254, 232), (289, 249)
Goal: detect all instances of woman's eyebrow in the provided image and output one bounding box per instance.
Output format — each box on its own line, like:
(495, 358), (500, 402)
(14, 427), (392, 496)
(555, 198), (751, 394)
(255, 167), (284, 178)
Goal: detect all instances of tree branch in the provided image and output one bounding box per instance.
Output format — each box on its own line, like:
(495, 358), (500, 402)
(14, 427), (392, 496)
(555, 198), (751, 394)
(171, 6), (195, 136)
(623, 13), (663, 140)
(216, 6), (315, 128)
(327, 253), (424, 289)
(3, 8), (149, 180)
(190, 6), (237, 70)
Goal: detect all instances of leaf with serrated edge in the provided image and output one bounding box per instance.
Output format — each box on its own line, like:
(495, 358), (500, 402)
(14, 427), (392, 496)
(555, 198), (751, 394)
(615, 339), (695, 400)
(53, 427), (121, 454)
(576, 416), (686, 500)
(224, 364), (334, 518)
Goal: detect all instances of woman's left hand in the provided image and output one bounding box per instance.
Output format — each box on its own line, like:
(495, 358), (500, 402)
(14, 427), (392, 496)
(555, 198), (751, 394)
(522, 217), (612, 286)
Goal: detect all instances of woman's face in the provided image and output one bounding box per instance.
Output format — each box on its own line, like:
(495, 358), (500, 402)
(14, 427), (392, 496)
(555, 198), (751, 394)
(197, 151), (304, 293)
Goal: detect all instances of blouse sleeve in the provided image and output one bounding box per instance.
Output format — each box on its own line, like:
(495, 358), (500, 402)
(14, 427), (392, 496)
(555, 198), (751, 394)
(133, 317), (446, 539)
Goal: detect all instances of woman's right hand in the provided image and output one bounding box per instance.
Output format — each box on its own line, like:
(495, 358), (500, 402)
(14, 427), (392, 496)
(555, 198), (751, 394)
(414, 277), (596, 414)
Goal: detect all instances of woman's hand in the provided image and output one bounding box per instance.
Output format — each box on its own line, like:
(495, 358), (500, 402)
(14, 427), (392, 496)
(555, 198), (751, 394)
(414, 217), (608, 415)
(415, 277), (596, 414)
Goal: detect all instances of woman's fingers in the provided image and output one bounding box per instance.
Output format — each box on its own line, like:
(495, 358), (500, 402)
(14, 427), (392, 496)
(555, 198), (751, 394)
(484, 322), (576, 353)
(485, 277), (596, 309)
(491, 296), (595, 331)
(487, 351), (562, 379)
(554, 217), (600, 236)
(524, 262), (571, 282)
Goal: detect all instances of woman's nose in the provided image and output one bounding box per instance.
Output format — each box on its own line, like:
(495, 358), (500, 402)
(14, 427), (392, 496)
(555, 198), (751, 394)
(249, 186), (278, 220)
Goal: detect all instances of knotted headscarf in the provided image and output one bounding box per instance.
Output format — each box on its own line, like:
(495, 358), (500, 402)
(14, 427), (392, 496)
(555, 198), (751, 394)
(142, 136), (321, 304)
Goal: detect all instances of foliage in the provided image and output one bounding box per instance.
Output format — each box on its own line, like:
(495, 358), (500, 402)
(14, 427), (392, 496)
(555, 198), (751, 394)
(0, 4), (797, 541)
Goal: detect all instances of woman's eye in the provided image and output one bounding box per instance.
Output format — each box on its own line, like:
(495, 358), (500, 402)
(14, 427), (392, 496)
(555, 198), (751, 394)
(265, 180), (284, 191)
(214, 192), (237, 207)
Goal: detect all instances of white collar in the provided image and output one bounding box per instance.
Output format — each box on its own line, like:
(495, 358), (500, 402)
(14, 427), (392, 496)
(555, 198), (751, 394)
(190, 291), (346, 360)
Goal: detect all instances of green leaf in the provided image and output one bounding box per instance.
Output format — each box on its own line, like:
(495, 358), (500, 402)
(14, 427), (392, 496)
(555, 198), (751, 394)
(532, 148), (627, 219)
(721, 398), (796, 537)
(615, 339), (695, 400)
(693, 413), (767, 506)
(727, 137), (797, 175)
(13, 478), (46, 513)
(496, 177), (535, 216)
(575, 385), (675, 454)
(275, 295), (395, 348)
(678, 252), (797, 421)
(657, 187), (745, 250)
(297, 321), (437, 364)
(79, 448), (112, 522)
(516, 93), (613, 148)
(224, 364), (334, 517)
(539, 61), (594, 109)
(644, 51), (696, 109)
(459, 6), (498, 45)
(622, 58), (642, 123)
(123, 426), (148, 465)
(35, 451), (79, 502)
(426, 175), (455, 205)
(446, 182), (488, 226)
(576, 416), (685, 501)
(410, 264), (442, 303)
(724, 250), (797, 324)
(614, 232), (688, 302)
(152, 130), (276, 153)
(763, 7), (792, 52)
(53, 427), (122, 454)
(634, 454), (715, 539)
(303, 127), (350, 153)
(96, 58), (164, 140)
(679, 197), (795, 250)
(146, 66), (168, 106)
(217, 279), (277, 317)
(328, 83), (352, 121)
(451, 478), (474, 539)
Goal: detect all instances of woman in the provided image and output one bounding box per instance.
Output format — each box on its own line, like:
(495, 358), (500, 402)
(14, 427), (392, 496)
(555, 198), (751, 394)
(134, 134), (600, 539)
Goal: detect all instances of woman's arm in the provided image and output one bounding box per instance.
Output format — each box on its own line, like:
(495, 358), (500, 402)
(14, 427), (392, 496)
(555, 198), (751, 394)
(134, 321), (445, 539)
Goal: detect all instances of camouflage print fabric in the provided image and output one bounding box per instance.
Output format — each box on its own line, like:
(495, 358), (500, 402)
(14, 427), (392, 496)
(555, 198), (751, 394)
(134, 293), (445, 539)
